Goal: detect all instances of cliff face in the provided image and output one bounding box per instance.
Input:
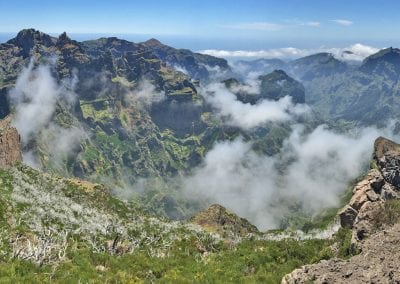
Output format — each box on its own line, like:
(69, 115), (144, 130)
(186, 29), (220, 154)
(0, 116), (22, 169)
(282, 136), (400, 283)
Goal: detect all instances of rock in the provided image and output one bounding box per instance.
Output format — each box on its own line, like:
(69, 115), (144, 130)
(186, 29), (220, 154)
(381, 184), (400, 200)
(338, 205), (358, 227)
(190, 204), (259, 237)
(0, 116), (22, 169)
(370, 176), (385, 193)
(374, 137), (400, 188)
(281, 223), (400, 283)
(349, 189), (369, 211)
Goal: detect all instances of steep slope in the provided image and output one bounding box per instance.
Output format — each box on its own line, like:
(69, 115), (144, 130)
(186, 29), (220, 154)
(283, 136), (400, 283)
(0, 29), (211, 181)
(0, 163), (334, 283)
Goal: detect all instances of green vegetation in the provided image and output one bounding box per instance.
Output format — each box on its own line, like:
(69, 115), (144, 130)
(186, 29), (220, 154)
(0, 236), (333, 283)
(80, 100), (113, 122)
(372, 199), (400, 229)
(0, 165), (359, 284)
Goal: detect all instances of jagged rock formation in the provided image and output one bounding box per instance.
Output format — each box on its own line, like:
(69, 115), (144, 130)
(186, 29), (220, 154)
(282, 136), (400, 283)
(190, 204), (259, 237)
(0, 116), (22, 169)
(339, 137), (400, 242)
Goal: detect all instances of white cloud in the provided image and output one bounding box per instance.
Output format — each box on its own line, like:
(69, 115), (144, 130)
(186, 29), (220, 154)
(201, 83), (309, 129)
(303, 21), (320, 27)
(199, 43), (380, 61)
(183, 125), (391, 230)
(8, 61), (85, 169)
(332, 19), (353, 26)
(124, 80), (165, 108)
(220, 22), (283, 31)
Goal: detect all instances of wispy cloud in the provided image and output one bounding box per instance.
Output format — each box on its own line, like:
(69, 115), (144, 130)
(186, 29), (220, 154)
(220, 22), (283, 31)
(220, 20), (321, 31)
(199, 43), (380, 61)
(332, 19), (353, 26)
(303, 21), (320, 27)
(285, 19), (321, 27)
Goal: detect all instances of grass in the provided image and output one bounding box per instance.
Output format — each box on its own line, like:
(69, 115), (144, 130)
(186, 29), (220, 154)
(0, 236), (333, 283)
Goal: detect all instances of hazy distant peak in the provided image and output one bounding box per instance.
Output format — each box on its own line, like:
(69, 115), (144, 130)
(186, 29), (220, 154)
(143, 38), (163, 47)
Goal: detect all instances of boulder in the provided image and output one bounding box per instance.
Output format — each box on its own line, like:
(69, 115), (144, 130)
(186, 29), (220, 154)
(338, 205), (358, 227)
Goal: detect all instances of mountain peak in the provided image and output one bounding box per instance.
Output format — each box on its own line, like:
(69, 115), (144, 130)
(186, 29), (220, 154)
(56, 31), (73, 46)
(360, 47), (400, 77)
(143, 38), (163, 47)
(58, 31), (71, 41)
(7, 28), (55, 56)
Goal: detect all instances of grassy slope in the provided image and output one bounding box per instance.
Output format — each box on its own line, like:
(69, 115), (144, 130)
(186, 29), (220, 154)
(0, 165), (354, 283)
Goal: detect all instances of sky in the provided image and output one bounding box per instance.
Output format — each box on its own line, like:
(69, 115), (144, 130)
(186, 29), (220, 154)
(0, 0), (399, 51)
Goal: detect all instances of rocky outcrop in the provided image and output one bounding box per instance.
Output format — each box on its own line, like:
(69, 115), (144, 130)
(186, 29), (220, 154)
(0, 116), (22, 169)
(283, 136), (400, 283)
(282, 223), (400, 284)
(190, 204), (259, 237)
(336, 137), (400, 242)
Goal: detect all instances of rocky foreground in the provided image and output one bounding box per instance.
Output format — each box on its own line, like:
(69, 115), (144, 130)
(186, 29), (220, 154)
(282, 136), (400, 283)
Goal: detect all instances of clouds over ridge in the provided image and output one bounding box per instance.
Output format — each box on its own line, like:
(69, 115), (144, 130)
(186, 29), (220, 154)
(199, 43), (380, 61)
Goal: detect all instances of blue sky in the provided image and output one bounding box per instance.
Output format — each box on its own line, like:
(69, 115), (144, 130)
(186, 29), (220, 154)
(0, 0), (399, 50)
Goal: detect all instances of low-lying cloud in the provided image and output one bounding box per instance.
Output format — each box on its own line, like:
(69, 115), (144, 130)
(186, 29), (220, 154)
(8, 61), (85, 169)
(124, 79), (165, 108)
(199, 43), (380, 61)
(183, 124), (390, 230)
(201, 83), (309, 129)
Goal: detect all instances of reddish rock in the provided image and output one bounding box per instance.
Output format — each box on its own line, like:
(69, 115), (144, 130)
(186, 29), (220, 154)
(0, 116), (22, 169)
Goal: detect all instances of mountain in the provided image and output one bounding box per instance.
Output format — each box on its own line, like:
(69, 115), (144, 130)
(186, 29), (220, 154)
(360, 47), (400, 80)
(0, 29), (209, 179)
(0, 29), (313, 221)
(224, 69), (305, 105)
(289, 52), (349, 81)
(259, 70), (305, 104)
(301, 48), (400, 126)
(141, 38), (231, 81)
